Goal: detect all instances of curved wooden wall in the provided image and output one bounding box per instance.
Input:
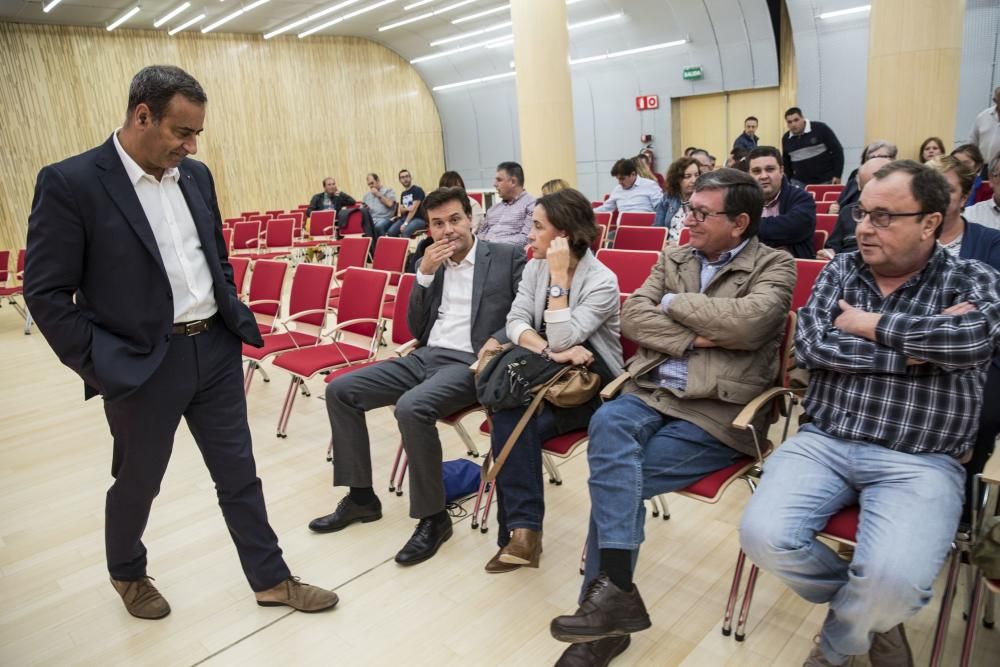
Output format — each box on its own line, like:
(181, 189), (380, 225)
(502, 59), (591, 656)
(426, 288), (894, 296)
(0, 22), (445, 252)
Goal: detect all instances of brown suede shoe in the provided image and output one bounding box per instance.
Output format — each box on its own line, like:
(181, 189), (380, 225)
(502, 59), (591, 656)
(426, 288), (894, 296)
(110, 576), (171, 620)
(485, 547), (521, 573)
(869, 624), (913, 667)
(255, 576), (339, 612)
(550, 574), (650, 643)
(498, 528), (542, 566)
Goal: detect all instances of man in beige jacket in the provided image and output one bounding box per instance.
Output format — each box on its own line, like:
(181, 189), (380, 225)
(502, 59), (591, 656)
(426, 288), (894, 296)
(549, 169), (795, 666)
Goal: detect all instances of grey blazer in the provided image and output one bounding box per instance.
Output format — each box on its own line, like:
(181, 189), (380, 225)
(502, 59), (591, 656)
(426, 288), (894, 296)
(409, 239), (526, 353)
(506, 250), (624, 377)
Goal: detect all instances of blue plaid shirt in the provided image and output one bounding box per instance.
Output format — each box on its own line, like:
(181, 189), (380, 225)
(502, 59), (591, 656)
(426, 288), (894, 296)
(797, 247), (1000, 456)
(656, 239), (750, 389)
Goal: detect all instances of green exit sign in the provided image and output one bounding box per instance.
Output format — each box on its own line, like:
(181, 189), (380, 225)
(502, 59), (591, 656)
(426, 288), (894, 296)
(683, 66), (703, 80)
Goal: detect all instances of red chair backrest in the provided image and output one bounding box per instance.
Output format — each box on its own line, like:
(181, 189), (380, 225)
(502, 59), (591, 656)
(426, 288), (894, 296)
(288, 263), (335, 327)
(229, 256), (250, 296)
(612, 226), (667, 251)
(619, 294), (638, 362)
(678, 227), (691, 246)
(310, 210), (336, 236)
(593, 211), (613, 228)
(793, 259), (828, 311)
(341, 209), (365, 236)
(815, 213), (837, 236)
(15, 248), (24, 276)
(337, 267), (389, 337)
(592, 201), (603, 209)
(221, 228), (232, 251)
(596, 249), (659, 294)
(224, 217), (244, 226)
(804, 184), (843, 199)
(0, 249), (9, 283)
(821, 191), (840, 202)
(247, 214), (271, 226)
(265, 209), (285, 217)
(390, 273), (417, 344)
(247, 259), (287, 317)
(264, 218), (294, 248)
(815, 201), (834, 215)
(232, 221), (261, 251)
(617, 212), (656, 227)
(591, 224), (607, 253)
(285, 210), (305, 226)
(240, 210), (260, 218)
(371, 237), (409, 286)
(468, 192), (483, 206)
(336, 237), (372, 272)
(813, 230), (828, 252)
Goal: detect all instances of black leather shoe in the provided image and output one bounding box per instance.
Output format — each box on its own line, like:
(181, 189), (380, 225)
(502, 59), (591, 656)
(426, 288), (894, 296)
(550, 574), (651, 643)
(555, 635), (631, 666)
(308, 496), (382, 533)
(394, 513), (453, 566)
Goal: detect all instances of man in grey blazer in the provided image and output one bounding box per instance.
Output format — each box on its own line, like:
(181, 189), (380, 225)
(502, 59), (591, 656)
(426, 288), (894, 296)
(312, 187), (526, 565)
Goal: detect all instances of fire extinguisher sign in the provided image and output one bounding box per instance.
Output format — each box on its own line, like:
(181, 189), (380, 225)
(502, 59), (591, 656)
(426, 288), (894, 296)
(635, 95), (659, 111)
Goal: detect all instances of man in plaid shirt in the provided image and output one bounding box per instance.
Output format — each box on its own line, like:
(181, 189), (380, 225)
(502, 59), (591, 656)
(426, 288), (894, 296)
(740, 161), (1000, 667)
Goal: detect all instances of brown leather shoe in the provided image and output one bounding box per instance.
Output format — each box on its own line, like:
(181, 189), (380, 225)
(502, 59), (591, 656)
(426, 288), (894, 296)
(550, 574), (650, 643)
(555, 635), (631, 666)
(498, 528), (542, 566)
(869, 624), (913, 667)
(255, 576), (339, 613)
(485, 547), (521, 573)
(110, 576), (171, 620)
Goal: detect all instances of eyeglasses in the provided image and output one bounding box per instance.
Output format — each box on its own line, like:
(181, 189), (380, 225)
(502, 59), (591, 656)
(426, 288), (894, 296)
(682, 204), (736, 223)
(851, 206), (930, 228)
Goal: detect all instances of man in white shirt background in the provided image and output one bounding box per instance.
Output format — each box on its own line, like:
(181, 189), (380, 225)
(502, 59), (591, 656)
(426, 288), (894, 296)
(597, 157), (663, 214)
(964, 153), (1000, 231)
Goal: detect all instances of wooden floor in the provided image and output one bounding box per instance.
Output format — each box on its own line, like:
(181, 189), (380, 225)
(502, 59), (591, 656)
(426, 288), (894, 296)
(1, 304), (998, 667)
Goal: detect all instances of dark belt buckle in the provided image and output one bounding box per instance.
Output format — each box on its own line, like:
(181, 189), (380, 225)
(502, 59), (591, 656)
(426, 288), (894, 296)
(184, 319), (210, 336)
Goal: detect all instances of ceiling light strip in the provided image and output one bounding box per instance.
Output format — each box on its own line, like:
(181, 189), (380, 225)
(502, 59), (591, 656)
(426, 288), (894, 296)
(42, 0), (63, 13)
(568, 39), (686, 65)
(818, 5), (870, 19)
(203, 0), (271, 34)
(299, 0), (398, 38)
(378, 0), (479, 32)
(567, 12), (622, 30)
(432, 71), (515, 92)
(155, 2), (191, 28)
(429, 20), (511, 45)
(410, 32), (511, 63)
(107, 5), (141, 31)
(169, 12), (205, 35)
(452, 3), (508, 24)
(404, 0), (433, 9)
(264, 0), (362, 39)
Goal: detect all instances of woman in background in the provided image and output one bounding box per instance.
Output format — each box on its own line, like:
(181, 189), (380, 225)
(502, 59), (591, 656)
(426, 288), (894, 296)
(653, 157), (700, 241)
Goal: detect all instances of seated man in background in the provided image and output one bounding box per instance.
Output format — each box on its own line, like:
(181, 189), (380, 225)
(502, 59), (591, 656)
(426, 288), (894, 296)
(362, 172), (397, 240)
(306, 176), (355, 219)
(549, 169), (795, 667)
(690, 148), (714, 175)
(313, 187), (525, 566)
(748, 146), (816, 258)
(964, 153), (1000, 231)
(819, 156), (891, 258)
(478, 161), (535, 247)
(740, 160), (1000, 667)
(387, 168), (427, 238)
(596, 157), (663, 214)
(828, 140), (896, 215)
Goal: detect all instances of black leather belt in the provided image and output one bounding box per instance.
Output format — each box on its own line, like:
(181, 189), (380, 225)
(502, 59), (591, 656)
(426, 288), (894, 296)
(171, 313), (220, 336)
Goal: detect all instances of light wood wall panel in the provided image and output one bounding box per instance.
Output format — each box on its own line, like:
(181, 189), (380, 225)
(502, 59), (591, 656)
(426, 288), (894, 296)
(676, 87), (783, 164)
(0, 22), (445, 253)
(865, 0), (965, 160)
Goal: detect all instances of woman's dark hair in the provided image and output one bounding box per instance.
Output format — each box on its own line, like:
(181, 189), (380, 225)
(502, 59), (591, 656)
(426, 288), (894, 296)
(664, 157), (700, 198)
(423, 187), (472, 218)
(534, 188), (597, 259)
(951, 143), (985, 169)
(919, 137), (946, 163)
(438, 171), (467, 189)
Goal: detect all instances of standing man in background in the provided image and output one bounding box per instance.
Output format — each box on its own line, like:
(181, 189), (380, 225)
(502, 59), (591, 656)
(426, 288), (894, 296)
(968, 87), (1000, 173)
(733, 116), (759, 152)
(24, 65), (338, 620)
(782, 106), (845, 185)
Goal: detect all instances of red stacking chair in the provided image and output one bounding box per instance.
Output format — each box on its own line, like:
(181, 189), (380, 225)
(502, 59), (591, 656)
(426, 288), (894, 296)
(815, 213), (837, 236)
(306, 210), (336, 239)
(270, 267), (389, 438)
(340, 207), (366, 237)
(792, 258), (828, 311)
(243, 262), (335, 394)
(815, 201), (835, 215)
(229, 256), (250, 298)
(591, 201), (604, 209)
(365, 237), (410, 317)
(590, 224), (607, 254)
(0, 249), (9, 285)
(265, 209), (285, 217)
(224, 217), (245, 226)
(617, 211), (656, 227)
(804, 184), (843, 200)
(813, 230), (828, 253)
(240, 210), (260, 218)
(596, 249), (659, 294)
(245, 259), (288, 336)
(678, 227), (691, 246)
(230, 221), (261, 255)
(328, 237), (372, 308)
(468, 192), (484, 206)
(0, 249), (31, 333)
(255, 218), (295, 260)
(821, 191), (840, 202)
(612, 226), (667, 251)
(593, 211), (612, 228)
(221, 227), (233, 252)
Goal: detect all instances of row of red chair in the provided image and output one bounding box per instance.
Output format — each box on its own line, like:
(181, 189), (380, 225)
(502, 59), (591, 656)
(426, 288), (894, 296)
(0, 249), (32, 333)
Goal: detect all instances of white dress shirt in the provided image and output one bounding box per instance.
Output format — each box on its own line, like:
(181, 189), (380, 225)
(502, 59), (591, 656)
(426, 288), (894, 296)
(415, 238), (478, 354)
(113, 131), (217, 323)
(964, 198), (1000, 231)
(969, 106), (1000, 168)
(597, 176), (663, 213)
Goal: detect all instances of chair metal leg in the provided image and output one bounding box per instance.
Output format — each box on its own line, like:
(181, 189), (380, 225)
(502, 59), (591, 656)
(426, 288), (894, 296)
(733, 563), (760, 641)
(326, 438), (333, 463)
(453, 421), (481, 457)
(300, 382), (311, 397)
(395, 454), (408, 497)
(471, 478), (488, 530)
(479, 481), (496, 533)
(259, 365), (270, 383)
(658, 495), (670, 520)
(543, 453), (562, 485)
(23, 308), (32, 334)
(244, 361), (257, 394)
(276, 377), (300, 438)
(722, 549), (748, 637)
(389, 441), (405, 493)
(984, 588), (995, 629)
(960, 574), (985, 667)
(929, 547), (963, 667)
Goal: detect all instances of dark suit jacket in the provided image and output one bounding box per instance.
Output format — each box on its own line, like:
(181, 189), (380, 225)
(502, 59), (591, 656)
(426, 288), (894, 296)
(408, 240), (525, 353)
(759, 179), (817, 259)
(306, 191), (355, 217)
(24, 136), (263, 401)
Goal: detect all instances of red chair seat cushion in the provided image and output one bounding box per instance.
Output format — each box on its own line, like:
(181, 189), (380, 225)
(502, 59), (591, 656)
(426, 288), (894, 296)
(542, 430), (588, 457)
(440, 405), (483, 425)
(680, 458), (755, 500)
(323, 359), (385, 383)
(272, 342), (372, 378)
(0, 287), (23, 297)
(821, 505), (860, 542)
(242, 331), (318, 360)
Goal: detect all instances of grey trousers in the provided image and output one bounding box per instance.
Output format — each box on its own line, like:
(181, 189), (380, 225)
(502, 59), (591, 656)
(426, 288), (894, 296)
(326, 346), (478, 518)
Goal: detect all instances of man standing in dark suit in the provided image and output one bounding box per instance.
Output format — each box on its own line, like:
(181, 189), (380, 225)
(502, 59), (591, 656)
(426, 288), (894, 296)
(24, 65), (337, 619)
(312, 187), (525, 565)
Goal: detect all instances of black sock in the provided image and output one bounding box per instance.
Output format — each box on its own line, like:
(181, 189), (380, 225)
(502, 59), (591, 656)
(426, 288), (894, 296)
(430, 508), (450, 523)
(600, 549), (634, 591)
(349, 486), (377, 505)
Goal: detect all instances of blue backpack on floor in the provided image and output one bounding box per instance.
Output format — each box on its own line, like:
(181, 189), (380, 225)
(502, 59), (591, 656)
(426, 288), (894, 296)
(442, 458), (481, 502)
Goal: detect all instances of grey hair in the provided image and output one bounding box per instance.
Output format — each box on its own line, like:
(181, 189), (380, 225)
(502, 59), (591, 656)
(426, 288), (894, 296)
(126, 65), (206, 124)
(865, 140), (898, 160)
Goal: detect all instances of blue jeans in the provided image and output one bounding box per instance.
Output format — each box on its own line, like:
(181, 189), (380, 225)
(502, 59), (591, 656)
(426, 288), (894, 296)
(490, 405), (560, 546)
(739, 424), (964, 665)
(387, 217), (427, 238)
(581, 394), (744, 591)
(371, 218), (393, 242)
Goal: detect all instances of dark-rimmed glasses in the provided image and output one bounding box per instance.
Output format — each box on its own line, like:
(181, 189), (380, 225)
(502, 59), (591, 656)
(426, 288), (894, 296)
(851, 206), (929, 228)
(682, 204), (736, 223)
